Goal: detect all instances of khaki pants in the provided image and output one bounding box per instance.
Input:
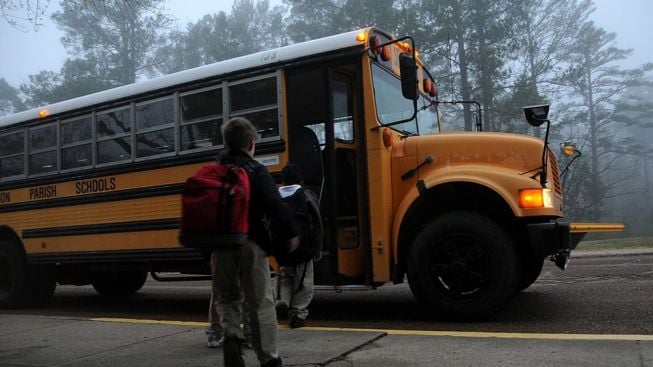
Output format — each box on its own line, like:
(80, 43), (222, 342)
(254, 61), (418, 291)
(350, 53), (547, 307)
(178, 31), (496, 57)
(208, 252), (251, 341)
(212, 240), (279, 364)
(277, 261), (314, 320)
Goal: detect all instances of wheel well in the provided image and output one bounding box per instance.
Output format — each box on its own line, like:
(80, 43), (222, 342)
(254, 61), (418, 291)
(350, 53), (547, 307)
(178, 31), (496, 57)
(0, 226), (23, 254)
(396, 182), (515, 277)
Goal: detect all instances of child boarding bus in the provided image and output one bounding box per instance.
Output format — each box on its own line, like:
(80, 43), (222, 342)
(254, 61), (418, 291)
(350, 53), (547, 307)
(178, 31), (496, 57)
(0, 27), (622, 319)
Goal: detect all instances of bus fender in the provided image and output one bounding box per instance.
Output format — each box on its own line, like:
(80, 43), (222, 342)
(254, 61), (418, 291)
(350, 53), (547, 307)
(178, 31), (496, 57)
(391, 169), (523, 266)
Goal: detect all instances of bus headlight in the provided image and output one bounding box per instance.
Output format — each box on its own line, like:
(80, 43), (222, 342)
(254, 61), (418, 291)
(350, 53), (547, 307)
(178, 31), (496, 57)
(518, 188), (553, 209)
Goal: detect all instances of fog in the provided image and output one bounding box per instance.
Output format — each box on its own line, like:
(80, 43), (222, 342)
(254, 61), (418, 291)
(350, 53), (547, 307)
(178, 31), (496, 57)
(0, 0), (651, 86)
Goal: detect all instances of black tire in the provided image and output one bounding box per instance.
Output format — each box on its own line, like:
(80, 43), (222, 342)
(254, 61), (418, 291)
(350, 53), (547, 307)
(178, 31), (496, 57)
(407, 211), (519, 321)
(518, 252), (545, 292)
(91, 271), (148, 296)
(0, 241), (56, 308)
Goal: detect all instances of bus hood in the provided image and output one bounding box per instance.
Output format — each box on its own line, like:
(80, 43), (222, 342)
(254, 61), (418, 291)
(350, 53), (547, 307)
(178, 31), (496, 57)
(412, 131), (546, 176)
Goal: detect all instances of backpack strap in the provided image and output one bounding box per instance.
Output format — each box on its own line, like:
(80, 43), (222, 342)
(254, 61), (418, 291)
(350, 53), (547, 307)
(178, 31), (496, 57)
(240, 159), (257, 176)
(218, 154), (257, 179)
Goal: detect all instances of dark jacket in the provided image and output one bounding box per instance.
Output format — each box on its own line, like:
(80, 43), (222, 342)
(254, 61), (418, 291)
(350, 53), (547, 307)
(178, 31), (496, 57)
(217, 150), (298, 253)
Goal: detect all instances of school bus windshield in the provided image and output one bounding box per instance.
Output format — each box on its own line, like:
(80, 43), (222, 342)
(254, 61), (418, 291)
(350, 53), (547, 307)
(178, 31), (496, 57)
(371, 62), (439, 135)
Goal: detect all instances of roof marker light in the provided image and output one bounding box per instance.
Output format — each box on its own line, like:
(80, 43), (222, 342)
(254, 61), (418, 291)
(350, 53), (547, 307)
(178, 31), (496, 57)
(423, 78), (432, 94)
(370, 35), (390, 61)
(430, 82), (438, 97)
(356, 32), (367, 42)
(38, 109), (49, 118)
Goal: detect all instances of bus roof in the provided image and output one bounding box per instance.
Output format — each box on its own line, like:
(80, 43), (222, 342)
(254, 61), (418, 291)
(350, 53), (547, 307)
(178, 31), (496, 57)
(0, 28), (371, 130)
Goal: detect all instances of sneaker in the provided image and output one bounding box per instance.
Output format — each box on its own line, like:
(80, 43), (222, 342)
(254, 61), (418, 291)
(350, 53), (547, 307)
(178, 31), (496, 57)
(223, 337), (245, 367)
(207, 333), (224, 348)
(289, 316), (305, 329)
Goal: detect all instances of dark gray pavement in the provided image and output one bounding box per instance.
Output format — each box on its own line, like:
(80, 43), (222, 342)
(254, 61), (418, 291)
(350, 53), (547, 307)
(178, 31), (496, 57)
(1, 313), (652, 367)
(2, 248), (653, 366)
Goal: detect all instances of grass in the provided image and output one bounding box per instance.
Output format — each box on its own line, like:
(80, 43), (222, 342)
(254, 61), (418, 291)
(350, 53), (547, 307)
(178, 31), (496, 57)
(575, 236), (653, 251)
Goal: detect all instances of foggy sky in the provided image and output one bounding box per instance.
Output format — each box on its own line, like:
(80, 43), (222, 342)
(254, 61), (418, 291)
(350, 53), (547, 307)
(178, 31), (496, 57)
(0, 0), (651, 88)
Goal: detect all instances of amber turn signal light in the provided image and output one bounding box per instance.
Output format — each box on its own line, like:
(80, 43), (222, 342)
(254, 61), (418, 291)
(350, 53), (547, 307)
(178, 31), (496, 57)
(519, 188), (553, 208)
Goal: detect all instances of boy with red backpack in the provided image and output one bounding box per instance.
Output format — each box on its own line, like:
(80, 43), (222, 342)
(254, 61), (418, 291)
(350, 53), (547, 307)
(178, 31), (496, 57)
(180, 117), (299, 367)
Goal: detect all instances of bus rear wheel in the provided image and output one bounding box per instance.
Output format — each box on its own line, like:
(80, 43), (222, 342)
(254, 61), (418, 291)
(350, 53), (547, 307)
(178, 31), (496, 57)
(407, 211), (519, 321)
(0, 241), (56, 308)
(91, 271), (148, 296)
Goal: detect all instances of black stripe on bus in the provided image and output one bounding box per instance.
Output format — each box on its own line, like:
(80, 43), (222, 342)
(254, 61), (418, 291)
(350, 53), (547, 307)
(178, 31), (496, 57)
(0, 139), (286, 191)
(27, 248), (205, 264)
(22, 218), (180, 239)
(0, 184), (184, 213)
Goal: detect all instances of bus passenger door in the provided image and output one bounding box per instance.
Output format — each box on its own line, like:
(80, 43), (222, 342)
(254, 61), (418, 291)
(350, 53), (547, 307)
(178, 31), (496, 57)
(285, 63), (368, 285)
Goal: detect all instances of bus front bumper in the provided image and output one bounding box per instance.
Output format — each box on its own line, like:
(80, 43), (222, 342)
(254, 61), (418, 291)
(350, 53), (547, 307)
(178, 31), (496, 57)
(527, 221), (624, 270)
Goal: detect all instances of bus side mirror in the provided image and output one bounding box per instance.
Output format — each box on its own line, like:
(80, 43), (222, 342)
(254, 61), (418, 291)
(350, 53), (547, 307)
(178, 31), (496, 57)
(522, 104), (550, 127)
(399, 53), (418, 101)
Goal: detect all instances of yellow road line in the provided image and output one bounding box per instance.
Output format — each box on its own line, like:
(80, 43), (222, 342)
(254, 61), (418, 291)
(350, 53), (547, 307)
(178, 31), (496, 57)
(91, 318), (653, 341)
(93, 318), (206, 327)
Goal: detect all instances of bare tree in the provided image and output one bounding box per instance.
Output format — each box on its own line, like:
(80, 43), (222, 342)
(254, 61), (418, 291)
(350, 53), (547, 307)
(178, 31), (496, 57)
(1, 0), (51, 30)
(555, 21), (650, 220)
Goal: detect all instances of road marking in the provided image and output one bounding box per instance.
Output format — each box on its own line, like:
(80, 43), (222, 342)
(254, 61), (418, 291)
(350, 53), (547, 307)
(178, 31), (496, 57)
(93, 318), (206, 327)
(91, 318), (653, 341)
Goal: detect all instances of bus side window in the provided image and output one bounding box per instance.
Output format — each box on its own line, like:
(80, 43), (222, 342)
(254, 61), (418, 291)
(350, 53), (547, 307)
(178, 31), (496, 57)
(29, 123), (58, 176)
(97, 106), (132, 165)
(229, 75), (280, 141)
(61, 116), (92, 170)
(0, 129), (26, 180)
(135, 97), (175, 158)
(180, 87), (223, 151)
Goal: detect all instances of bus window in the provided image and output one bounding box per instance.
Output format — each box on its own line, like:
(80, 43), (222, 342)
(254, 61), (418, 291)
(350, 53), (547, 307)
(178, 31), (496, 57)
(180, 87), (223, 151)
(97, 106), (132, 165)
(61, 115), (92, 170)
(0, 129), (25, 180)
(229, 75), (280, 140)
(416, 96), (439, 135)
(371, 63), (416, 130)
(29, 123), (58, 176)
(97, 107), (131, 137)
(135, 97), (175, 158)
(333, 80), (354, 143)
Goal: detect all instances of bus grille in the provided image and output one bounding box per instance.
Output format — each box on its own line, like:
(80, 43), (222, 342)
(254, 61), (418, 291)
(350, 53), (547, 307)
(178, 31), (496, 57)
(548, 151), (562, 195)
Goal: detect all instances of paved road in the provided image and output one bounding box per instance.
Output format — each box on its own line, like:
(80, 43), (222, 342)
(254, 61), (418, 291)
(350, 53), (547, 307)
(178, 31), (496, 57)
(1, 252), (652, 366)
(4, 253), (653, 335)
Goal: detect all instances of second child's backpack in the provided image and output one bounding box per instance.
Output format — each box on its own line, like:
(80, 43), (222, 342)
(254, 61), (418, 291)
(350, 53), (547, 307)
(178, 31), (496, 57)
(274, 186), (322, 266)
(178, 161), (253, 251)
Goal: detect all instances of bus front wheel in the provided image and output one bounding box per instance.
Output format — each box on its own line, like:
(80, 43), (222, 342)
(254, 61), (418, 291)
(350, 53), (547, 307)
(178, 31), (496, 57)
(0, 241), (56, 308)
(518, 251), (545, 292)
(92, 271), (148, 296)
(407, 211), (519, 321)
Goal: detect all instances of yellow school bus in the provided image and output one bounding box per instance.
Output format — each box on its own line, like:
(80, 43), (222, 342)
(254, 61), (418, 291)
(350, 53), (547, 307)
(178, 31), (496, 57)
(0, 28), (621, 319)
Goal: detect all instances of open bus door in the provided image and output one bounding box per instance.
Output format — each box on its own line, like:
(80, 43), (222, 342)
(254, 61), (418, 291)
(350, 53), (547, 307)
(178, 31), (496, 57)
(285, 62), (369, 287)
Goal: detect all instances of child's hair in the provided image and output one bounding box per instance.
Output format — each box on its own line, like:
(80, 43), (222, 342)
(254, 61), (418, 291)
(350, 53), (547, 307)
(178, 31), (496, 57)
(281, 163), (304, 185)
(221, 117), (258, 151)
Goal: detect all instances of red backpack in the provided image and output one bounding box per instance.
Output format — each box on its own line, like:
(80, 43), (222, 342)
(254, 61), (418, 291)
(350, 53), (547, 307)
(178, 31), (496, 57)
(178, 161), (253, 250)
